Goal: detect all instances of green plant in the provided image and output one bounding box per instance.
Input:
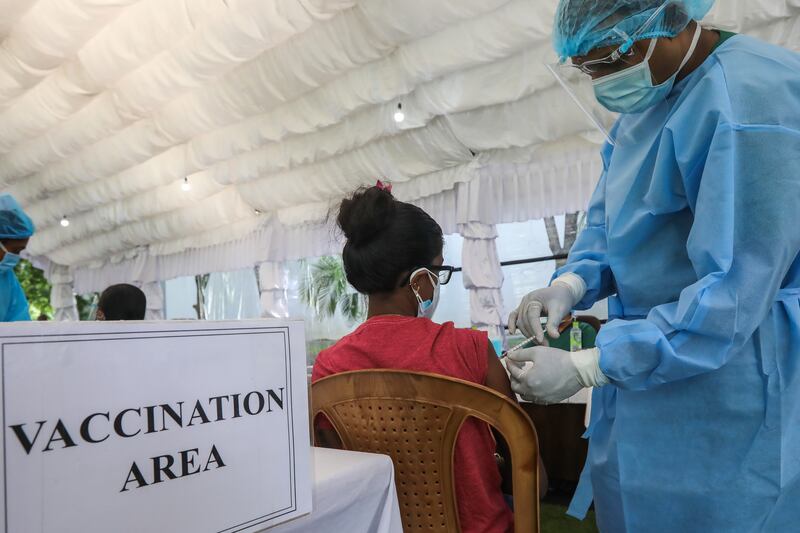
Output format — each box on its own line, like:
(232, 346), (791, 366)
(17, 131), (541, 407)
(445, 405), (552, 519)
(76, 293), (99, 321)
(299, 256), (366, 323)
(13, 259), (99, 320)
(14, 259), (53, 319)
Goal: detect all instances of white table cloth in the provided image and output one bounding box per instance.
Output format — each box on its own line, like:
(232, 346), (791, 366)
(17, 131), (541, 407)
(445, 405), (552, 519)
(267, 447), (403, 533)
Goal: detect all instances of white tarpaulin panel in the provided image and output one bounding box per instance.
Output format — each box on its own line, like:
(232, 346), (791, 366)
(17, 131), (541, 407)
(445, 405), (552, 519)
(0, 0), (796, 282)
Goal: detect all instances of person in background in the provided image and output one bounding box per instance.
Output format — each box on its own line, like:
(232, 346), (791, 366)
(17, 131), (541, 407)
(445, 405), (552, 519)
(95, 284), (146, 321)
(312, 183), (547, 533)
(0, 194), (35, 322)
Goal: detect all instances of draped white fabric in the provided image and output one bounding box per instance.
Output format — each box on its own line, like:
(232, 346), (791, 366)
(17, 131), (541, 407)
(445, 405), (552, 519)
(68, 148), (601, 293)
(47, 263), (78, 321)
(0, 0), (796, 285)
(459, 222), (505, 341)
(258, 261), (290, 318)
(139, 281), (164, 320)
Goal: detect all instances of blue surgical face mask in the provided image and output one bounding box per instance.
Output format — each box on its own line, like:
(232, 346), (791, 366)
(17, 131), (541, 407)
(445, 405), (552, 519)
(410, 268), (440, 319)
(592, 23), (702, 114)
(0, 241), (21, 271)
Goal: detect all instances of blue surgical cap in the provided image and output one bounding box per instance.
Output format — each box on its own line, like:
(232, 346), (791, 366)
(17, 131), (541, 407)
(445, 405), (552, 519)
(554, 0), (715, 59)
(0, 194), (35, 240)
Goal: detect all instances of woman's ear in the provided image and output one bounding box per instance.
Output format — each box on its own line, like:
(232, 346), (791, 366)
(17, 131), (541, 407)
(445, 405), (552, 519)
(410, 271), (434, 301)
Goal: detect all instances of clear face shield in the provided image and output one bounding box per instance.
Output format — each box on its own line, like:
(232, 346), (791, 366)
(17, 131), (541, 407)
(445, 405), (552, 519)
(547, 1), (683, 145)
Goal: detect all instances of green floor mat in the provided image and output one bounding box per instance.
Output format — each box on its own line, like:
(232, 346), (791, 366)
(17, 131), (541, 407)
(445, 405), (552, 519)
(540, 503), (598, 532)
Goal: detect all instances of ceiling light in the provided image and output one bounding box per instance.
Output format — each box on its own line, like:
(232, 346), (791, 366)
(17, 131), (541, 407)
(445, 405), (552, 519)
(393, 102), (405, 123)
(60, 215), (70, 228)
(181, 177), (191, 191)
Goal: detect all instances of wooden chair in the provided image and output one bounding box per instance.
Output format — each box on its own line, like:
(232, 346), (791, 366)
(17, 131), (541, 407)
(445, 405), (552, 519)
(311, 369), (540, 533)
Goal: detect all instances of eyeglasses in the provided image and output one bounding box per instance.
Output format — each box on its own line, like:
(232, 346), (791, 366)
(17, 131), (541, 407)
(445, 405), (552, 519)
(406, 265), (455, 286)
(568, 46), (640, 75)
(422, 265), (455, 285)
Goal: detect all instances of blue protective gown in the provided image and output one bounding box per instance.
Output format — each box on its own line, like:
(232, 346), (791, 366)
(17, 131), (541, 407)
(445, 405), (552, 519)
(558, 35), (800, 532)
(0, 268), (30, 322)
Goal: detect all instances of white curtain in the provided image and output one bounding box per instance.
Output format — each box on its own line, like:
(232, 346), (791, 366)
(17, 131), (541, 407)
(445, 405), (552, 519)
(48, 263), (78, 321)
(139, 281), (165, 320)
(459, 222), (505, 342)
(204, 269), (261, 320)
(258, 261), (289, 318)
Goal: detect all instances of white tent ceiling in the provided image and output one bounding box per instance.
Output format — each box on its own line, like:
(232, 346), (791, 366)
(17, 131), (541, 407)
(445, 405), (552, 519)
(0, 0), (798, 280)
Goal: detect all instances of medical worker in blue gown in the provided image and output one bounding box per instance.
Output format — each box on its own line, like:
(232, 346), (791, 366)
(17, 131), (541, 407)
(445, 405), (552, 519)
(506, 1), (800, 531)
(0, 194), (35, 322)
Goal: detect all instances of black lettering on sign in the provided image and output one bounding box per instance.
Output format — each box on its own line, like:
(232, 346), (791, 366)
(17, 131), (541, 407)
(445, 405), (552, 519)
(43, 420), (77, 452)
(266, 388), (284, 412)
(8, 386), (287, 455)
(114, 408), (141, 438)
(180, 448), (201, 476)
(160, 402), (184, 431)
(231, 393), (242, 418)
(244, 392), (264, 416)
(80, 412), (110, 444)
(143, 405), (158, 434)
(204, 445), (225, 471)
(121, 445), (226, 492)
(208, 395), (229, 422)
(187, 401), (211, 426)
(152, 453), (177, 484)
(9, 421), (47, 455)
(120, 462), (148, 492)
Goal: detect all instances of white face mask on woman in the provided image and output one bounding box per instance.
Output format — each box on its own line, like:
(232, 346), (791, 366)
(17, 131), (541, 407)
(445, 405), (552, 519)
(409, 268), (440, 319)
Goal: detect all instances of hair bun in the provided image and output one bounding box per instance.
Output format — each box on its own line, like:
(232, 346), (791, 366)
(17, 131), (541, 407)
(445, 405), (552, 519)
(337, 186), (396, 247)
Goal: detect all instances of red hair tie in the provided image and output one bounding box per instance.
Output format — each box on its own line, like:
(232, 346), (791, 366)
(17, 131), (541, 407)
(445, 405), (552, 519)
(375, 179), (392, 193)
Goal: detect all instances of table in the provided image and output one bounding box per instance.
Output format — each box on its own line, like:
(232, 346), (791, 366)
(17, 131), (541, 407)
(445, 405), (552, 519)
(267, 447), (403, 533)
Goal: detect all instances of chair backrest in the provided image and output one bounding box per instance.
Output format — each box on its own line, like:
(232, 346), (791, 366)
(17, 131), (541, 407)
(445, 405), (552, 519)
(311, 369), (540, 533)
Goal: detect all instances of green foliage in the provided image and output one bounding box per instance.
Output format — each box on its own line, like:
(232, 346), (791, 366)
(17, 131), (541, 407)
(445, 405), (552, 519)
(540, 503), (598, 533)
(13, 259), (99, 320)
(76, 293), (99, 321)
(306, 338), (336, 366)
(299, 256), (366, 323)
(14, 259), (52, 319)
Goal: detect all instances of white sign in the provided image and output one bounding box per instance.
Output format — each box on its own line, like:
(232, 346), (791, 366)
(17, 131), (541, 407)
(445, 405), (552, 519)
(0, 320), (311, 533)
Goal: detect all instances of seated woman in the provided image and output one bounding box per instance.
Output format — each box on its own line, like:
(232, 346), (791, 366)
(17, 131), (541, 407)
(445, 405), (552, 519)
(95, 284), (146, 321)
(312, 184), (546, 533)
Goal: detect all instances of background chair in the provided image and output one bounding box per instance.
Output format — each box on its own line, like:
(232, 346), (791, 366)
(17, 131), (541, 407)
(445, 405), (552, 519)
(311, 369), (540, 533)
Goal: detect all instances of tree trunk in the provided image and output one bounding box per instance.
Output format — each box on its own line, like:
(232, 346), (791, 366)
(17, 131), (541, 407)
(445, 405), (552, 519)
(193, 274), (209, 320)
(544, 212), (580, 268)
(563, 212), (579, 250)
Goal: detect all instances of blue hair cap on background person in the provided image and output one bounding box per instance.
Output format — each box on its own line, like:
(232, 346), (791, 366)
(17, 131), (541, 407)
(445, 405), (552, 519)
(0, 194), (35, 240)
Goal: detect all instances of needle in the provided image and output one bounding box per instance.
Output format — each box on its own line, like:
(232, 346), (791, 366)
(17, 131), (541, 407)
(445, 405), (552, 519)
(500, 336), (538, 359)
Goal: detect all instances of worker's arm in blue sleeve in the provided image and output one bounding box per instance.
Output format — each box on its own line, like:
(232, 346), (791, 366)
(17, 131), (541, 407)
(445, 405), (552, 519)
(5, 274), (31, 322)
(554, 142), (617, 309)
(597, 123), (800, 390)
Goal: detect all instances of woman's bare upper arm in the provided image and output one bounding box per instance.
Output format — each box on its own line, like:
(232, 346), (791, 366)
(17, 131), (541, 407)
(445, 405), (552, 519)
(485, 342), (517, 403)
